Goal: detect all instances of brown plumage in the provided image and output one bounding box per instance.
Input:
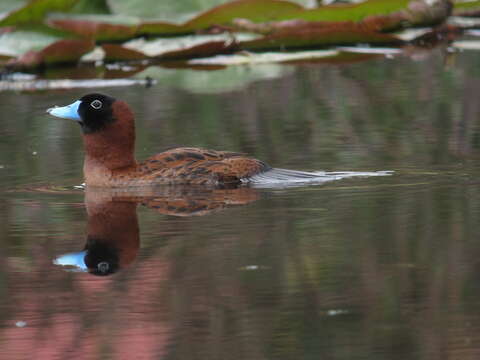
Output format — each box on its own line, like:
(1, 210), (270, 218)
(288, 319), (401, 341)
(48, 93), (270, 187)
(130, 147), (269, 186)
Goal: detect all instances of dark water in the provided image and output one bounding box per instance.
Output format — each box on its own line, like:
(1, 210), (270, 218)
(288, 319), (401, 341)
(2, 47), (480, 359)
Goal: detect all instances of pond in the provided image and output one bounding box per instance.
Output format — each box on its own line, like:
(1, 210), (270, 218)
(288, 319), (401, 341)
(1, 47), (480, 359)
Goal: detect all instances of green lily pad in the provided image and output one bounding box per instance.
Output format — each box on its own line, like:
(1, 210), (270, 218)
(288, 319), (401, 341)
(135, 0), (450, 36)
(290, 0), (411, 23)
(70, 0), (110, 14)
(109, 0), (311, 22)
(138, 0), (304, 35)
(0, 0), (79, 26)
(184, 0), (304, 30)
(453, 0), (480, 16)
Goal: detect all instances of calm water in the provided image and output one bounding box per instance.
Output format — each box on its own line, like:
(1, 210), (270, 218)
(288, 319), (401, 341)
(2, 47), (480, 359)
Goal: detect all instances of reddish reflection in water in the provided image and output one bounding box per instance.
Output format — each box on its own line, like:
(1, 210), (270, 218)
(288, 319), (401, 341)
(55, 186), (261, 275)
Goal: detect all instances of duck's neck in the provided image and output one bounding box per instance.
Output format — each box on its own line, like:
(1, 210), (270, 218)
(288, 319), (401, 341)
(82, 101), (137, 186)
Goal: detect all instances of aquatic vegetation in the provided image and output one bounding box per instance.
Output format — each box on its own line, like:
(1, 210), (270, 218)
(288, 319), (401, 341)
(0, 0), (461, 68)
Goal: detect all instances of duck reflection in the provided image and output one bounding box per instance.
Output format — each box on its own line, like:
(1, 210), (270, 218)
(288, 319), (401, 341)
(54, 186), (260, 275)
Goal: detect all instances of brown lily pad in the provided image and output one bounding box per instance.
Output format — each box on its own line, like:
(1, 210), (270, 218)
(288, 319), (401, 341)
(47, 18), (137, 41)
(101, 43), (148, 61)
(7, 38), (94, 68)
(158, 40), (239, 60)
(240, 22), (404, 51)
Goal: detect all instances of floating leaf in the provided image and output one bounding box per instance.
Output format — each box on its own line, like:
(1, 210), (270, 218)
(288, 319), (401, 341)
(102, 43), (149, 61)
(0, 0), (79, 27)
(138, 0), (304, 35)
(138, 0), (451, 36)
(47, 18), (137, 41)
(70, 0), (110, 14)
(289, 0), (411, 23)
(289, 51), (383, 65)
(7, 38), (94, 68)
(107, 0), (205, 21)
(118, 34), (256, 59)
(184, 0), (304, 30)
(188, 49), (339, 65)
(453, 0), (480, 17)
(108, 0), (310, 21)
(240, 23), (403, 51)
(158, 40), (238, 59)
(335, 46), (403, 55)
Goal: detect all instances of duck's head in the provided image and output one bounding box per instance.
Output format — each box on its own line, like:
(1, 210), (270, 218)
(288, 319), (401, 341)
(47, 93), (136, 172)
(47, 93), (122, 134)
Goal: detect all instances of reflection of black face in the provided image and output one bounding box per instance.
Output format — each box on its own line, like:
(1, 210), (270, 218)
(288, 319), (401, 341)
(84, 236), (120, 276)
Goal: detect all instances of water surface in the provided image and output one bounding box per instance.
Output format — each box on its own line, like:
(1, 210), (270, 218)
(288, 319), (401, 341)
(2, 47), (480, 359)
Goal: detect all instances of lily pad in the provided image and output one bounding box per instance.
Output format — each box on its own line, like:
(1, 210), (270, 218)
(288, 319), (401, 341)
(101, 43), (149, 61)
(127, 33), (259, 60)
(453, 0), (480, 17)
(289, 0), (411, 23)
(7, 38), (94, 68)
(138, 0), (304, 35)
(240, 24), (404, 50)
(108, 0), (313, 21)
(184, 0), (304, 30)
(47, 18), (137, 41)
(188, 49), (339, 65)
(138, 0), (451, 36)
(0, 0), (79, 26)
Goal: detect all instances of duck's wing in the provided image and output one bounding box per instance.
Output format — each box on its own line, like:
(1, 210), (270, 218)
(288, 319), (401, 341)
(140, 147), (270, 184)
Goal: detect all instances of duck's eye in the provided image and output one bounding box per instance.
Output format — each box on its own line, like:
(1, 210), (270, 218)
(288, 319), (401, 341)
(90, 100), (102, 109)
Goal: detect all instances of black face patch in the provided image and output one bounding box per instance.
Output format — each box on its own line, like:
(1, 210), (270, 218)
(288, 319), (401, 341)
(77, 93), (116, 134)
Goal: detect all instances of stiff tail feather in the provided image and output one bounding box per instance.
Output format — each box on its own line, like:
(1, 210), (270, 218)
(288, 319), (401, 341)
(246, 168), (392, 188)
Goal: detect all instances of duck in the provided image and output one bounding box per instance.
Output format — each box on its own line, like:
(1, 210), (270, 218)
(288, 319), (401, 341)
(47, 93), (320, 187)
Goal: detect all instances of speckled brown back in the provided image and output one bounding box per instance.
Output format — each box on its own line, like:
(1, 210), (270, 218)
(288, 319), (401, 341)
(114, 147), (270, 186)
